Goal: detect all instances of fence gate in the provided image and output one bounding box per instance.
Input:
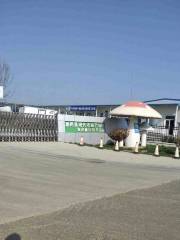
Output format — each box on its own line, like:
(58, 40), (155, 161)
(147, 126), (179, 144)
(0, 112), (58, 142)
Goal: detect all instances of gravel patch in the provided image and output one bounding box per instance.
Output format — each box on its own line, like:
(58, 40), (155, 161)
(1, 180), (180, 240)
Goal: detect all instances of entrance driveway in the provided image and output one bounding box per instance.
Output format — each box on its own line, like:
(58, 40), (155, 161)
(0, 142), (180, 224)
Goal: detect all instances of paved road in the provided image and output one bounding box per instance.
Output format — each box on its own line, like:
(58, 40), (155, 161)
(1, 180), (180, 240)
(0, 142), (180, 226)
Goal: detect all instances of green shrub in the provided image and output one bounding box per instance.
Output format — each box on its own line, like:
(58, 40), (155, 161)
(109, 128), (129, 142)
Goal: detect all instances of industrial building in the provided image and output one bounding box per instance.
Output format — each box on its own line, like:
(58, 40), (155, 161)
(43, 99), (180, 133)
(1, 98), (180, 136)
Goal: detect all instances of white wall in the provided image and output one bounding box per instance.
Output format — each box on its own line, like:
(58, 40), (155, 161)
(150, 104), (177, 126)
(58, 114), (110, 145)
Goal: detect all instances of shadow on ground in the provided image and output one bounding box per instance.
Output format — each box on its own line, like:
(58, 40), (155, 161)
(5, 233), (21, 240)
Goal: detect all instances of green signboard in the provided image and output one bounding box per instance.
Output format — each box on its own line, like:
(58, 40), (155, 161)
(65, 121), (104, 133)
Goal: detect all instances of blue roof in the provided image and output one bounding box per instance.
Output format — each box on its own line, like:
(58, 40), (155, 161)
(144, 98), (180, 105)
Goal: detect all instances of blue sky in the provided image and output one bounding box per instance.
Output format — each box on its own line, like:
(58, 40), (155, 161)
(0, 0), (180, 105)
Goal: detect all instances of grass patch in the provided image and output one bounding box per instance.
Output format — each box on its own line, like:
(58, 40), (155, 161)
(72, 141), (177, 158)
(99, 143), (176, 157)
(145, 144), (176, 157)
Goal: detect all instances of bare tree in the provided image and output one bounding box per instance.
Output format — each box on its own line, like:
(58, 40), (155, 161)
(0, 59), (13, 99)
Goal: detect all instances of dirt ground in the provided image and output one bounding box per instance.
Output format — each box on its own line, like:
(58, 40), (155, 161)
(1, 180), (180, 240)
